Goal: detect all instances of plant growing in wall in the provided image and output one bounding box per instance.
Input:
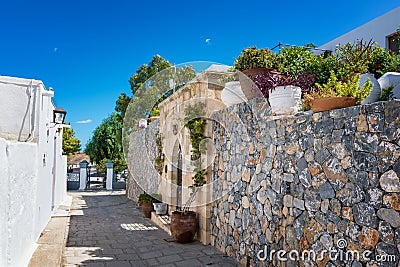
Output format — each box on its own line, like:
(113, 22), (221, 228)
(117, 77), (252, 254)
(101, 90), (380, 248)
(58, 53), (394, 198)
(154, 131), (164, 175)
(183, 102), (207, 188)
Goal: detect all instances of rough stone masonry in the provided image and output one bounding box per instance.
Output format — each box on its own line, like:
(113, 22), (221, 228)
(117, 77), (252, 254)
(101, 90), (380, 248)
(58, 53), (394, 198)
(211, 99), (400, 266)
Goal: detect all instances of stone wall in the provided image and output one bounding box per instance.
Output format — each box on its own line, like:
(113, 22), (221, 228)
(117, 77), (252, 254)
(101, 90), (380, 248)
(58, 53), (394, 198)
(211, 99), (400, 266)
(126, 120), (160, 202)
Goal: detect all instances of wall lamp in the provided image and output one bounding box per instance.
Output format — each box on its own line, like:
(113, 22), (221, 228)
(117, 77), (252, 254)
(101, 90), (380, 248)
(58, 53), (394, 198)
(47, 107), (68, 131)
(53, 107), (67, 124)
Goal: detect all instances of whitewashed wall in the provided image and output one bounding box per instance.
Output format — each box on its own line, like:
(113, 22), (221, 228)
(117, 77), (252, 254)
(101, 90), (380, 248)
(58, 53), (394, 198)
(0, 76), (68, 267)
(319, 7), (400, 51)
(0, 139), (38, 267)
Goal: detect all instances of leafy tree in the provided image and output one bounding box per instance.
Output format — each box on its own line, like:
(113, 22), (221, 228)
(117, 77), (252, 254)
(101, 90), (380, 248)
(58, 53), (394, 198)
(84, 113), (126, 174)
(118, 55), (196, 134)
(129, 54), (171, 96)
(114, 55), (172, 122)
(62, 125), (81, 156)
(115, 93), (130, 119)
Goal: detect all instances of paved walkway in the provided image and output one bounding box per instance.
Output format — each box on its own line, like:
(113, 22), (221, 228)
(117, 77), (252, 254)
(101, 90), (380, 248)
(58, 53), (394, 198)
(63, 190), (240, 267)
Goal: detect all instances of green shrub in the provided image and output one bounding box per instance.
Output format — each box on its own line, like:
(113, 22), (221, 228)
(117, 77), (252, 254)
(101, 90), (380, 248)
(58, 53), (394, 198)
(377, 86), (395, 101)
(138, 193), (154, 204)
(233, 46), (282, 71)
(279, 46), (316, 76)
(335, 39), (374, 74)
(302, 72), (373, 110)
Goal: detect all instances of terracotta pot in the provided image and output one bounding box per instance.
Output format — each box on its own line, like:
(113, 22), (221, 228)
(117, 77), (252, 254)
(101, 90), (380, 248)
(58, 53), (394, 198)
(239, 68), (278, 100)
(311, 97), (357, 113)
(170, 211), (197, 243)
(149, 116), (160, 122)
(141, 203), (153, 218)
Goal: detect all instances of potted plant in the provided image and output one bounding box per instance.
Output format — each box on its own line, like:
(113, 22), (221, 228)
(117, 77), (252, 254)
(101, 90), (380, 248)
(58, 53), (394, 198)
(279, 45), (317, 76)
(233, 46), (283, 99)
(138, 193), (154, 218)
(302, 71), (373, 113)
(250, 70), (317, 115)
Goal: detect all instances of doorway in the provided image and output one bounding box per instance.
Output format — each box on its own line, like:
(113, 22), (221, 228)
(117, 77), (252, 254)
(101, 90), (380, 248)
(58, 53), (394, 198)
(177, 145), (182, 208)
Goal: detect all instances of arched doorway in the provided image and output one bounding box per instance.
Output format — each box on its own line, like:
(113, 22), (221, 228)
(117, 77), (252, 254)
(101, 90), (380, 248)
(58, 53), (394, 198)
(171, 139), (183, 210)
(176, 145), (183, 208)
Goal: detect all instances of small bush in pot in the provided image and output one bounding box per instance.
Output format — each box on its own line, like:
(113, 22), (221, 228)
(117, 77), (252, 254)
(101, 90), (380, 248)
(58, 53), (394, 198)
(307, 52), (345, 86)
(279, 45), (316, 76)
(251, 70), (317, 98)
(302, 72), (373, 112)
(233, 46), (282, 71)
(138, 193), (154, 218)
(233, 47), (283, 99)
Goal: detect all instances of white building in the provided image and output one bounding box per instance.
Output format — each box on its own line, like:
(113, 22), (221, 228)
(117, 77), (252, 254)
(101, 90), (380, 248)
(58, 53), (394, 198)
(0, 76), (69, 267)
(319, 7), (400, 52)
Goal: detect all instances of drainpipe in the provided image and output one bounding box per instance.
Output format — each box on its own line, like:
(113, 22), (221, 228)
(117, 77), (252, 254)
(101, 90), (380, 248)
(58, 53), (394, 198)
(26, 81), (41, 142)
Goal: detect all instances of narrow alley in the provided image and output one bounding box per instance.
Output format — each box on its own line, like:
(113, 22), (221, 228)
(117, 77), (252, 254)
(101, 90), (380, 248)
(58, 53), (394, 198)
(63, 191), (240, 267)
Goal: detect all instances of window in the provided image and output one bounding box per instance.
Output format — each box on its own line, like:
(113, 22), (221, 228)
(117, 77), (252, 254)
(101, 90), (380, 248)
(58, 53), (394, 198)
(387, 32), (399, 54)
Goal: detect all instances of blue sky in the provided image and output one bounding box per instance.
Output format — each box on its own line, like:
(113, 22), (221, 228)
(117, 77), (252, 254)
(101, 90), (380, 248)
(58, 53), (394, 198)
(1, 0), (399, 148)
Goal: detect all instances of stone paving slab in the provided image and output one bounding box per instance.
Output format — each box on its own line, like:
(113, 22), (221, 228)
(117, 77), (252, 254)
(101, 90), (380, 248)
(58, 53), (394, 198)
(29, 216), (69, 267)
(63, 190), (240, 267)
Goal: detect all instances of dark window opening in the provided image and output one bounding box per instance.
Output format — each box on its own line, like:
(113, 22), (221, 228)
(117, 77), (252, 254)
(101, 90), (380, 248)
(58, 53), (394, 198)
(387, 32), (399, 54)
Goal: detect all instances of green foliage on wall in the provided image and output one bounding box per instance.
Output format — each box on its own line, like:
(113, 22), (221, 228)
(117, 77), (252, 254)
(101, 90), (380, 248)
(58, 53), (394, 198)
(154, 131), (164, 175)
(183, 102), (207, 187)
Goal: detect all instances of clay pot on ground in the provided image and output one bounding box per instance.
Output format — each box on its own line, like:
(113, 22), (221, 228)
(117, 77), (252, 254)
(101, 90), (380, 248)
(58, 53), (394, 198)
(311, 97), (357, 113)
(141, 203), (154, 218)
(170, 211), (197, 243)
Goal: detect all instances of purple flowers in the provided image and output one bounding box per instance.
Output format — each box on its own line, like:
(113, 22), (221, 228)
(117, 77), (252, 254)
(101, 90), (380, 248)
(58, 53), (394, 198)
(251, 70), (317, 98)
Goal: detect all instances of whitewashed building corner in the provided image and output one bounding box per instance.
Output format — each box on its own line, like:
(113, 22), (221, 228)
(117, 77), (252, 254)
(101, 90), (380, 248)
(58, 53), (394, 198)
(318, 7), (400, 52)
(0, 76), (69, 267)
